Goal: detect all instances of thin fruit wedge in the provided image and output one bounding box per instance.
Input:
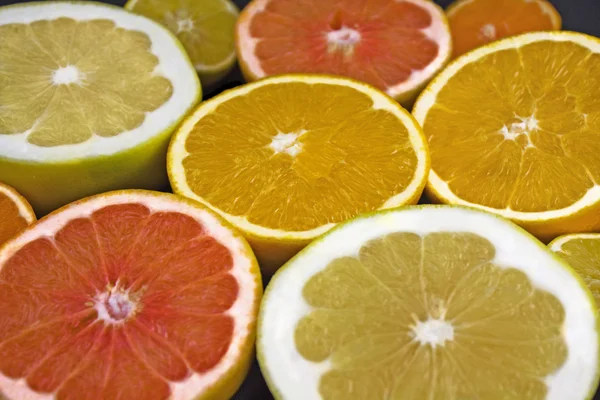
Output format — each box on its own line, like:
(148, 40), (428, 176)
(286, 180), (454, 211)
(0, 182), (35, 247)
(447, 0), (561, 57)
(0, 2), (200, 215)
(0, 190), (262, 400)
(126, 0), (239, 87)
(550, 234), (600, 309)
(258, 206), (599, 400)
(236, 0), (451, 106)
(413, 31), (600, 242)
(168, 74), (429, 273)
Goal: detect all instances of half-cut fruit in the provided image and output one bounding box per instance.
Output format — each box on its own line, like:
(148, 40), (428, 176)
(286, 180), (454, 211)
(0, 2), (200, 215)
(447, 0), (561, 57)
(0, 190), (262, 400)
(0, 182), (35, 247)
(413, 31), (600, 242)
(258, 206), (599, 400)
(168, 74), (429, 273)
(550, 234), (600, 309)
(236, 0), (451, 106)
(125, 0), (239, 86)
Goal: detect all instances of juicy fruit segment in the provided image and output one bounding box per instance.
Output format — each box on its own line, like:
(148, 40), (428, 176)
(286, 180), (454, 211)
(0, 195), (258, 400)
(126, 0), (238, 86)
(295, 231), (567, 399)
(448, 0), (561, 58)
(415, 34), (600, 233)
(237, 0), (450, 103)
(0, 183), (35, 246)
(0, 18), (173, 146)
(179, 81), (419, 232)
(551, 235), (600, 307)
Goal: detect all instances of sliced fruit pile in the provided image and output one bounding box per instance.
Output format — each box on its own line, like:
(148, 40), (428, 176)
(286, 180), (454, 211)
(1, 0), (600, 399)
(236, 0), (452, 106)
(0, 191), (261, 400)
(168, 74), (429, 272)
(258, 206), (599, 399)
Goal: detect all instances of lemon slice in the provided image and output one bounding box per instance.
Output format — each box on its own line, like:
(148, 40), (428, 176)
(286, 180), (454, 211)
(258, 206), (599, 399)
(0, 2), (200, 214)
(412, 31), (600, 242)
(550, 234), (600, 308)
(126, 0), (239, 86)
(168, 74), (429, 272)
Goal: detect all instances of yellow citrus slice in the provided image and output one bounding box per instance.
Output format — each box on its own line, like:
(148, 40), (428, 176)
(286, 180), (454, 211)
(258, 206), (600, 400)
(0, 182), (35, 247)
(0, 2), (201, 215)
(125, 0), (239, 87)
(447, 0), (561, 58)
(168, 74), (429, 273)
(0, 190), (261, 400)
(412, 31), (600, 242)
(235, 0), (452, 107)
(550, 234), (600, 309)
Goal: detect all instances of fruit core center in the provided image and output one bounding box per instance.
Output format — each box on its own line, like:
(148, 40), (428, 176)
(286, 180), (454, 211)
(176, 17), (195, 33)
(269, 130), (307, 157)
(94, 287), (137, 324)
(52, 65), (82, 85)
(327, 27), (361, 56)
(411, 318), (454, 348)
(480, 24), (497, 40)
(500, 114), (538, 148)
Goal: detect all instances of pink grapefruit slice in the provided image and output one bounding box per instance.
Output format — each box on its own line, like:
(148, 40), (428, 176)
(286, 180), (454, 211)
(0, 190), (262, 400)
(235, 0), (452, 106)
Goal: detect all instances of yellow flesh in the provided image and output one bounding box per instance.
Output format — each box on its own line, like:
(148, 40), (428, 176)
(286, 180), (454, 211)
(182, 82), (418, 232)
(553, 237), (600, 308)
(127, 0), (236, 70)
(295, 232), (566, 399)
(424, 41), (600, 212)
(0, 18), (173, 147)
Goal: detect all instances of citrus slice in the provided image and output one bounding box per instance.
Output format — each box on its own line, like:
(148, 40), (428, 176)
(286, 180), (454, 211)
(447, 0), (561, 57)
(0, 182), (35, 247)
(168, 74), (429, 273)
(125, 0), (239, 87)
(412, 31), (600, 242)
(0, 190), (261, 400)
(0, 2), (200, 215)
(235, 0), (451, 106)
(550, 234), (600, 309)
(258, 206), (599, 400)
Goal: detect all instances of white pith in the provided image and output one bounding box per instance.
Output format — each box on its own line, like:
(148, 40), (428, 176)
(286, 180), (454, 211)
(51, 65), (83, 85)
(0, 184), (35, 224)
(258, 206), (599, 400)
(0, 192), (259, 400)
(411, 317), (454, 348)
(125, 0), (239, 73)
(169, 74), (429, 241)
(413, 31), (600, 222)
(0, 2), (199, 162)
(236, 0), (451, 99)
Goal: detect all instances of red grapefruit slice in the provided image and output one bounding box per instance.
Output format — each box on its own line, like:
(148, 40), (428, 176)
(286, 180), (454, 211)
(235, 0), (452, 106)
(0, 190), (261, 400)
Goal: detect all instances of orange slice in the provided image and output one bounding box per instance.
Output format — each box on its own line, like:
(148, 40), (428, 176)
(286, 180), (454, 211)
(447, 0), (561, 57)
(0, 190), (261, 400)
(235, 0), (451, 106)
(0, 182), (35, 247)
(168, 74), (429, 273)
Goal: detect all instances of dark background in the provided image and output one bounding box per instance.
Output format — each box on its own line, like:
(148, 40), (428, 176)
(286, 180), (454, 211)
(1, 0), (599, 399)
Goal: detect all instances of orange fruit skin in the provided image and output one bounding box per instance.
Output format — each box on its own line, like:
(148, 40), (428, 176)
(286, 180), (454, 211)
(0, 189), (262, 400)
(447, 0), (561, 58)
(0, 182), (35, 248)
